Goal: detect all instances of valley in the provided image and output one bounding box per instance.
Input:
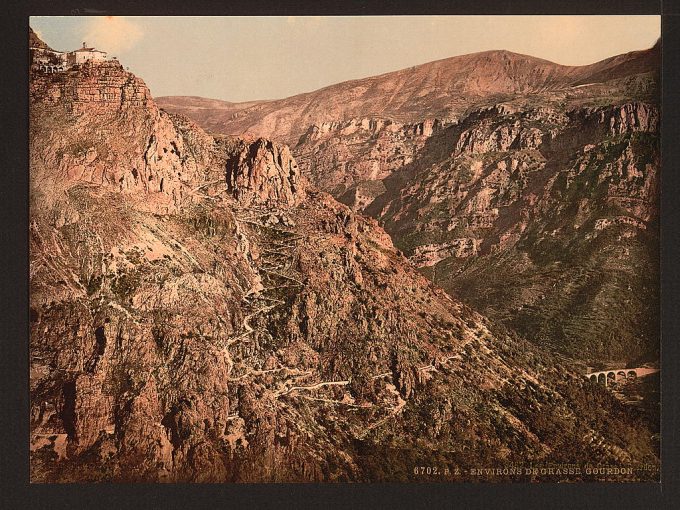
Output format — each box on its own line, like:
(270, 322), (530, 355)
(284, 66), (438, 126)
(29, 26), (660, 482)
(159, 42), (660, 368)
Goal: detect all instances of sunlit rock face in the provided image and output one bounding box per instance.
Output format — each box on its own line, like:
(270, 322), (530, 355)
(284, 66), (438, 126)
(159, 41), (659, 363)
(225, 138), (305, 206)
(30, 29), (659, 482)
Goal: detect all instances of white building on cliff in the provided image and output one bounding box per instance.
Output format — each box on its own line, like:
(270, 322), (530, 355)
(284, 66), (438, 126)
(67, 42), (108, 65)
(32, 42), (110, 73)
(30, 29), (111, 73)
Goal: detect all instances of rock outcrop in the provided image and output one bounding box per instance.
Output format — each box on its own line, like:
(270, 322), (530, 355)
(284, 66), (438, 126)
(31, 59), (154, 114)
(225, 138), (304, 206)
(411, 239), (480, 267)
(30, 30), (659, 483)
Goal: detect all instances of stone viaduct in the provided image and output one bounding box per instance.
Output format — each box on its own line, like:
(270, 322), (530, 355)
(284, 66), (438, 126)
(585, 367), (659, 386)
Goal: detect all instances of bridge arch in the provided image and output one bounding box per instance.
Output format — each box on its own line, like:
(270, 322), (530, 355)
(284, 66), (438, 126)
(586, 367), (657, 388)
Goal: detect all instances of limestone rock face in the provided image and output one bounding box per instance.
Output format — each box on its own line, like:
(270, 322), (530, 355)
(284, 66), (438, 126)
(225, 138), (304, 206)
(30, 62), (215, 216)
(584, 102), (659, 136)
(159, 41), (659, 364)
(411, 239), (480, 267)
(362, 100), (659, 361)
(30, 59), (154, 114)
(295, 117), (445, 199)
(29, 29), (659, 483)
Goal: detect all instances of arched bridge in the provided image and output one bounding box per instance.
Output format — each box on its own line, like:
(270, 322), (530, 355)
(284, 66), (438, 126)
(585, 367), (659, 386)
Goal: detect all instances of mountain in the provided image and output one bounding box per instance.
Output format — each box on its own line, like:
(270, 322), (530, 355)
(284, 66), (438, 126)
(159, 43), (660, 365)
(29, 30), (659, 482)
(364, 101), (659, 363)
(156, 42), (659, 145)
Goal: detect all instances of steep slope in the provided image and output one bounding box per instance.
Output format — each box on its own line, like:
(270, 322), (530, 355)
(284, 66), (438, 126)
(156, 42), (659, 145)
(158, 43), (659, 366)
(571, 41), (661, 86)
(30, 35), (659, 482)
(364, 101), (659, 363)
(29, 27), (53, 50)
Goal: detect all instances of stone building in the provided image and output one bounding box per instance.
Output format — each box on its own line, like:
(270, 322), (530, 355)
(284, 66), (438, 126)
(30, 39), (109, 73)
(66, 42), (108, 65)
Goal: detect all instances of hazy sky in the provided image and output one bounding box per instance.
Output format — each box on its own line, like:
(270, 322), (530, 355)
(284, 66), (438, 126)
(30, 16), (660, 103)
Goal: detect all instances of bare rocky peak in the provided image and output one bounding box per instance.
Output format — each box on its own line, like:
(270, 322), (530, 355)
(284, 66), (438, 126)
(225, 138), (305, 206)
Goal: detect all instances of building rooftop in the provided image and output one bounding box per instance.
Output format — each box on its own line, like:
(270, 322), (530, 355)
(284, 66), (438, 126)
(73, 42), (106, 53)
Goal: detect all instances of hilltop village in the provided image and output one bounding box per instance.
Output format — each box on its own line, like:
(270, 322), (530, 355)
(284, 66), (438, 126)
(30, 37), (113, 73)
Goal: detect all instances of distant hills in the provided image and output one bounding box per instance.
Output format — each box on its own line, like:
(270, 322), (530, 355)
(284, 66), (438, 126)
(157, 41), (659, 144)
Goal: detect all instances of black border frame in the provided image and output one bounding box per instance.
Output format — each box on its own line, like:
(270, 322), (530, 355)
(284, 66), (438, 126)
(2, 1), (678, 508)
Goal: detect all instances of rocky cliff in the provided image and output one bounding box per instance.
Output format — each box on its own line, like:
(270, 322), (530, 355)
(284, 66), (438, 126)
(30, 32), (659, 482)
(365, 101), (659, 363)
(159, 43), (659, 365)
(224, 138), (304, 206)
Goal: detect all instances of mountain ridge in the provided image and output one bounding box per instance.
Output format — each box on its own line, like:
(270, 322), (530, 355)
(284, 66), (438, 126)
(160, 40), (660, 105)
(159, 39), (660, 365)
(29, 28), (660, 482)
(157, 41), (659, 144)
